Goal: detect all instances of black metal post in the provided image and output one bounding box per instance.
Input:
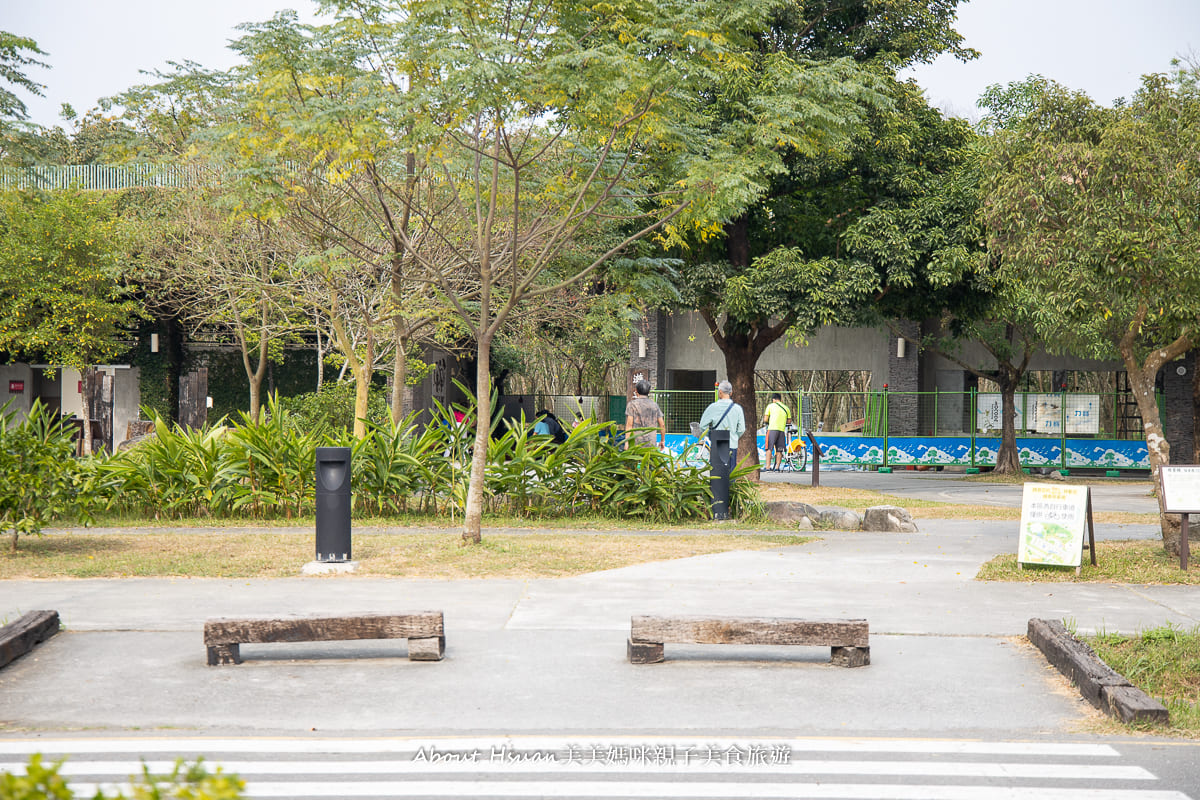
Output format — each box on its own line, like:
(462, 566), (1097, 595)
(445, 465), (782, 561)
(709, 429), (731, 520)
(806, 430), (821, 488)
(315, 446), (352, 562)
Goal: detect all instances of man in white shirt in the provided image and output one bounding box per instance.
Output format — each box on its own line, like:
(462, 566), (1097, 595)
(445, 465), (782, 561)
(699, 380), (746, 467)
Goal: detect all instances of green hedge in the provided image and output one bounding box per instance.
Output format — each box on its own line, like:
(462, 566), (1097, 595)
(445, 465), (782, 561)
(94, 397), (757, 523)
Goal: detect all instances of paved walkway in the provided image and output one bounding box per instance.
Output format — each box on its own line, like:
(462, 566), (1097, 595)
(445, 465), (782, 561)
(765, 467), (1160, 514)
(2, 505), (1194, 738)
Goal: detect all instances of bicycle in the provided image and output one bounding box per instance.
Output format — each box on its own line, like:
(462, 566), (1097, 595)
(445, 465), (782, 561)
(778, 423), (808, 472)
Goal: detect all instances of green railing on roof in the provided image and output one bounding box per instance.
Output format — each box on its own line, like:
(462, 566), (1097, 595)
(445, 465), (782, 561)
(0, 163), (212, 191)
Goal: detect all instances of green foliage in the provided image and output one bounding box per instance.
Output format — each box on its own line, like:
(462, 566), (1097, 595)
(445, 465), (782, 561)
(0, 31), (47, 123)
(95, 413), (235, 520)
(0, 402), (97, 551)
(729, 461), (766, 521)
(223, 399), (326, 518)
(0, 188), (141, 368)
(277, 381), (389, 435)
(982, 69), (1200, 365)
(0, 754), (244, 799)
(96, 401), (726, 524)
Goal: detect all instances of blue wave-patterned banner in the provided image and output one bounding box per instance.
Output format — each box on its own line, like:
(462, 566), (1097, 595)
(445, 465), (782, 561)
(663, 434), (1150, 470)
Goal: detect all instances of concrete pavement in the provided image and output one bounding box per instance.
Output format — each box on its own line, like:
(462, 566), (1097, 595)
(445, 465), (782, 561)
(763, 466), (1160, 514)
(2, 509), (1196, 739)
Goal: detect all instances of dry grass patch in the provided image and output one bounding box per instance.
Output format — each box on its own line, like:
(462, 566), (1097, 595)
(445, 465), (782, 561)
(977, 539), (1199, 584)
(0, 532), (814, 580)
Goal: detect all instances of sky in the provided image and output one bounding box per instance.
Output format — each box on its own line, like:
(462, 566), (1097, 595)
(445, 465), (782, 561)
(3, 0), (1199, 128)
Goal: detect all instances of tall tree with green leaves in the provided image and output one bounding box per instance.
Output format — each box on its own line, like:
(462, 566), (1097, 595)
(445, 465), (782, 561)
(212, 10), (456, 432)
(662, 0), (977, 468)
(0, 31), (46, 123)
(842, 104), (1050, 475)
(0, 188), (141, 454)
(982, 69), (1200, 554)
(224, 0), (856, 544)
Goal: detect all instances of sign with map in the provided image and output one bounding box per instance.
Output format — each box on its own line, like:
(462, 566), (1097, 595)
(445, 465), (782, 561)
(1017, 483), (1090, 567)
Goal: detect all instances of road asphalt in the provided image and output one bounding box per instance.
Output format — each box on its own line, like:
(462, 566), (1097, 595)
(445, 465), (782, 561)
(1, 470), (1193, 741)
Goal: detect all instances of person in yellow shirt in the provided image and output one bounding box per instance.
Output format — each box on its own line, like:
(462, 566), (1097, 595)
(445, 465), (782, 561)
(761, 392), (790, 472)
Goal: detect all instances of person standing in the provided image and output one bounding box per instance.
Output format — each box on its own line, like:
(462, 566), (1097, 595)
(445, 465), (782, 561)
(624, 379), (666, 450)
(761, 392), (791, 471)
(699, 380), (746, 466)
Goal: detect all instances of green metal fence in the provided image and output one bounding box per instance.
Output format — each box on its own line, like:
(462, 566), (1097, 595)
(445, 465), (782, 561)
(518, 387), (1158, 442)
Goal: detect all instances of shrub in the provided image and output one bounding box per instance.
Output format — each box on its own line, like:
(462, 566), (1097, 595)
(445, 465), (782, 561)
(278, 382), (389, 434)
(0, 402), (98, 551)
(0, 753), (244, 799)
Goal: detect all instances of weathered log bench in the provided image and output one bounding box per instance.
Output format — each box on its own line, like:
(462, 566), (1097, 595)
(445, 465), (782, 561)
(204, 612), (444, 665)
(0, 610), (60, 670)
(627, 615), (869, 667)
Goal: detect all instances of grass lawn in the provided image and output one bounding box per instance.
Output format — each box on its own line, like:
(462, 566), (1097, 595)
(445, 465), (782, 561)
(0, 532), (814, 579)
(976, 540), (1199, 585)
(1086, 625), (1200, 737)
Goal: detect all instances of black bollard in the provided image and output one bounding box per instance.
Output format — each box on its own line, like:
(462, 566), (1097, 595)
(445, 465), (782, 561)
(709, 429), (731, 520)
(315, 446), (352, 562)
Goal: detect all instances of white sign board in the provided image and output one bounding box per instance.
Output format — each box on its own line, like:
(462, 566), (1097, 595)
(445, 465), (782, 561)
(975, 394), (1025, 432)
(1160, 466), (1200, 514)
(976, 393), (1100, 435)
(1018, 483), (1090, 567)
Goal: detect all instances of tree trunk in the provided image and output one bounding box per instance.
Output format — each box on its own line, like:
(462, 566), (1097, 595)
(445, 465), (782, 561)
(391, 334), (409, 424)
(462, 333), (492, 545)
(242, 322), (268, 424)
(1120, 339), (1189, 555)
(724, 339), (759, 472)
(994, 370), (1021, 474)
(164, 315), (184, 426)
(315, 323), (325, 393)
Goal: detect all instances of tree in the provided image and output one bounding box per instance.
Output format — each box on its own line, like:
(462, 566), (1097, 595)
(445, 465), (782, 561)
(982, 70), (1200, 554)
(0, 188), (141, 454)
(148, 195), (307, 423)
(214, 11), (453, 432)
(227, 0), (841, 543)
(662, 1), (977, 470)
(0, 31), (47, 123)
(842, 112), (1049, 475)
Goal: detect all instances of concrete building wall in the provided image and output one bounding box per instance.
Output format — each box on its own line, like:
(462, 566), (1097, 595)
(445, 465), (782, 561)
(0, 363), (34, 417)
(660, 312), (891, 383)
(112, 367), (141, 444)
(924, 344), (1122, 380)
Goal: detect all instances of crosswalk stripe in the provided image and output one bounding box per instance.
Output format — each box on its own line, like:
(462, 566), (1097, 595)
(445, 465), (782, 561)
(0, 737), (1122, 757)
(37, 759), (1157, 780)
(65, 780), (1193, 799)
(4, 737), (1188, 800)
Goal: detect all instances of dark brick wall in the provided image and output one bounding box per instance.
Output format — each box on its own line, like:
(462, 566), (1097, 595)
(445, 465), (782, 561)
(1163, 355), (1195, 464)
(887, 321), (919, 436)
(629, 311), (667, 391)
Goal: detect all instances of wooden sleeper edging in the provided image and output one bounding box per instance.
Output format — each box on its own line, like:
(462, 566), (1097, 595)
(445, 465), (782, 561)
(1027, 618), (1169, 725)
(0, 610), (61, 670)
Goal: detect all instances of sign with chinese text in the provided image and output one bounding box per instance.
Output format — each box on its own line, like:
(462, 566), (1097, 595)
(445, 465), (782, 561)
(1160, 466), (1200, 514)
(1018, 483), (1089, 567)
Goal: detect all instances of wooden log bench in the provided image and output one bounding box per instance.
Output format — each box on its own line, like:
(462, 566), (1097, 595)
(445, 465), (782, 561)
(627, 615), (869, 667)
(0, 610), (60, 670)
(204, 612), (444, 666)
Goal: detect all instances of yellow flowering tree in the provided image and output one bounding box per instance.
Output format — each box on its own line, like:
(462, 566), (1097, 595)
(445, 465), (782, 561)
(0, 188), (141, 454)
